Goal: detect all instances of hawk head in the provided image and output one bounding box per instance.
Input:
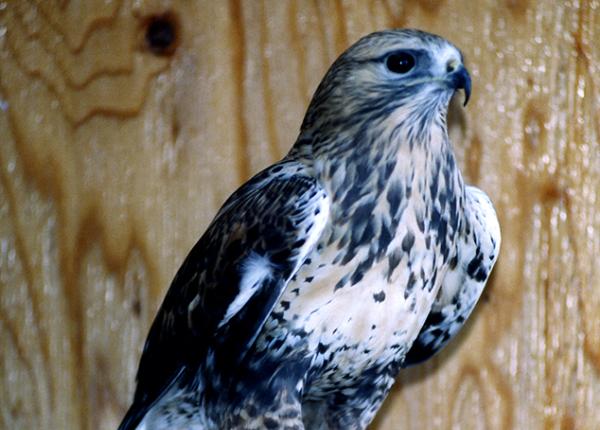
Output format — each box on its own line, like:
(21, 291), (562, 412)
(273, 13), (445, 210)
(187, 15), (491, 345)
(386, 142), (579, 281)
(300, 29), (470, 139)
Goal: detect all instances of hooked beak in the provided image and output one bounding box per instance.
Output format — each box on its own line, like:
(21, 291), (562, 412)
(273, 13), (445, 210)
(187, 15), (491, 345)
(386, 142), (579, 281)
(446, 64), (471, 106)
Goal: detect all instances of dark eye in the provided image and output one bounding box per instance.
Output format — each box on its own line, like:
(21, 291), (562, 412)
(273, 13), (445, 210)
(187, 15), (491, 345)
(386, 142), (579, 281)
(386, 52), (415, 74)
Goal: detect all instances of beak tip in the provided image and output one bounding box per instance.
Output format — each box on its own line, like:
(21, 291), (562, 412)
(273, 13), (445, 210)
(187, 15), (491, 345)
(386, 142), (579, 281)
(454, 66), (471, 107)
(463, 86), (471, 106)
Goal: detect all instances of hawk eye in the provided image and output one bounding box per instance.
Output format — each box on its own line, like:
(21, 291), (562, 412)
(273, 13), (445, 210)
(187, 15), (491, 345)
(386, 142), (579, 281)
(386, 52), (415, 74)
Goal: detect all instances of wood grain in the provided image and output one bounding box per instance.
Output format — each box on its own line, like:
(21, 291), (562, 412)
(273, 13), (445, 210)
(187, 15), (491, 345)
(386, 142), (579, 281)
(1, 1), (599, 429)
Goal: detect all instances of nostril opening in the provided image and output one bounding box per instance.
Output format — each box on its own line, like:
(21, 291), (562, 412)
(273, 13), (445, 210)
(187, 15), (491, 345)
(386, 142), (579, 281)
(446, 59), (459, 73)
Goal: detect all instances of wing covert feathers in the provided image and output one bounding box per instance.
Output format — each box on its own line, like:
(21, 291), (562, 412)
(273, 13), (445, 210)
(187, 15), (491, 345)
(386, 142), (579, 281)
(121, 161), (329, 429)
(403, 185), (500, 366)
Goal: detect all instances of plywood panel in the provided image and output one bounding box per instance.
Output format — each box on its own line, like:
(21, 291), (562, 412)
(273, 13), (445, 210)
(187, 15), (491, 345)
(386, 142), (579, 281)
(1, 1), (599, 429)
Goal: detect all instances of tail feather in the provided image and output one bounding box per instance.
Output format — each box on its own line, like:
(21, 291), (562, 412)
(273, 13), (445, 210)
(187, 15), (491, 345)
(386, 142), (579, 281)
(117, 402), (149, 430)
(118, 367), (189, 430)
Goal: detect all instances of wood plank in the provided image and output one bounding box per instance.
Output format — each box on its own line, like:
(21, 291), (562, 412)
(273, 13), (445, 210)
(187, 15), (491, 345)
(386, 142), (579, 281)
(1, 1), (599, 428)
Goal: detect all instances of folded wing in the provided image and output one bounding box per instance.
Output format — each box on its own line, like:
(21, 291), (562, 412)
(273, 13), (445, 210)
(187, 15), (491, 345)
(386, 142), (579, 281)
(403, 185), (500, 366)
(119, 160), (329, 429)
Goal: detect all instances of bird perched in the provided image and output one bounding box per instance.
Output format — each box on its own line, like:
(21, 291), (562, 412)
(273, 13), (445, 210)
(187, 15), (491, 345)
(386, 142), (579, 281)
(119, 29), (500, 430)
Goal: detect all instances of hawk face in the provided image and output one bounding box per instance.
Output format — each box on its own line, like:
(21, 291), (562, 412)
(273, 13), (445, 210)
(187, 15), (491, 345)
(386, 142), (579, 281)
(301, 29), (471, 138)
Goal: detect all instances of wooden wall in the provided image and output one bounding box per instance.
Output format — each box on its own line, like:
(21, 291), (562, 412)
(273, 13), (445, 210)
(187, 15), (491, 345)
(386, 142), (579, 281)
(1, 1), (599, 429)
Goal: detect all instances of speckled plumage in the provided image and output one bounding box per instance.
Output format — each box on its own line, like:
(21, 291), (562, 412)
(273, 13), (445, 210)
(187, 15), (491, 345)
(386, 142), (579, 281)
(119, 29), (501, 430)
